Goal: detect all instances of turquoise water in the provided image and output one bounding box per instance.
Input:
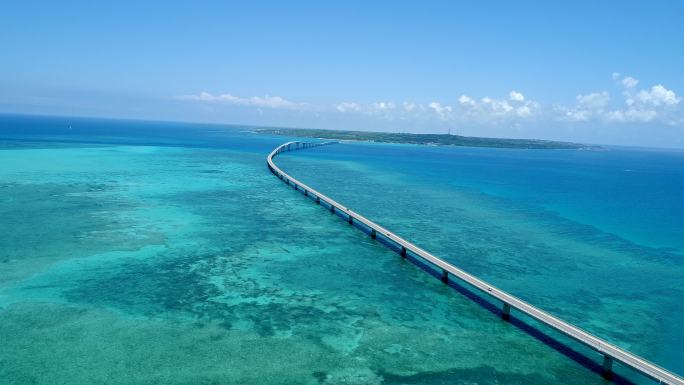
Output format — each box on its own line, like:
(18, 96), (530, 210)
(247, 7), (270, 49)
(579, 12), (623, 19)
(279, 142), (684, 376)
(0, 115), (681, 384)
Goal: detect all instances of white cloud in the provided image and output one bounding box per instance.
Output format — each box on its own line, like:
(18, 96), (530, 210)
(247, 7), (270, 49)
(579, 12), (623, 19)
(613, 73), (639, 89)
(622, 76), (639, 88)
(463, 91), (539, 121)
(336, 100), (422, 118)
(482, 97), (513, 114)
(456, 93), (540, 122)
(178, 73), (681, 127)
(458, 95), (476, 106)
(516, 105), (532, 117)
(428, 102), (453, 119)
(402, 102), (416, 112)
(335, 102), (361, 112)
(561, 74), (681, 123)
(635, 85), (680, 106)
(560, 92), (610, 122)
(177, 91), (309, 110)
(177, 91), (237, 103)
(576, 91), (610, 109)
(509, 91), (525, 102)
(561, 108), (591, 122)
(372, 101), (396, 111)
(605, 108), (658, 122)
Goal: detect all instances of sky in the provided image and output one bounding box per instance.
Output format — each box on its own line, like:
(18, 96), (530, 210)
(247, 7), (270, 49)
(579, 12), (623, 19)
(1, 0), (684, 147)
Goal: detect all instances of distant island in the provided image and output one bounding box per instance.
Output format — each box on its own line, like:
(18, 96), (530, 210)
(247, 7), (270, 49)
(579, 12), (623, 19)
(256, 128), (593, 150)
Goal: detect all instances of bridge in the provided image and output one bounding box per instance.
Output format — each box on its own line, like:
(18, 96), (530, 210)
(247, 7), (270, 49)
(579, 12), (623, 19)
(267, 140), (684, 385)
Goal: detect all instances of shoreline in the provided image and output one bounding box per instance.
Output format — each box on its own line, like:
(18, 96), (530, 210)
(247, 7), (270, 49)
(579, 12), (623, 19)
(256, 127), (595, 150)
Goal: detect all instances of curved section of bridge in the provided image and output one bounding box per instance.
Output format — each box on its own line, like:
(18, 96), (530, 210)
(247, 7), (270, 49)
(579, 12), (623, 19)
(267, 140), (684, 385)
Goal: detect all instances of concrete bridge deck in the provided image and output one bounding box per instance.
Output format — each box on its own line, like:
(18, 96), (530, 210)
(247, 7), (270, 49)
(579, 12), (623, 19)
(267, 140), (684, 385)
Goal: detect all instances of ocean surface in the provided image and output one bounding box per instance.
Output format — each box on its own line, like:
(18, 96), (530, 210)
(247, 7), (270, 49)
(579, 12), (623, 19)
(0, 114), (682, 384)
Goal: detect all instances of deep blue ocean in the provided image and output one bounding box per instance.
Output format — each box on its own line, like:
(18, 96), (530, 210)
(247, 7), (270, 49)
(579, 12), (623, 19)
(1, 114), (682, 384)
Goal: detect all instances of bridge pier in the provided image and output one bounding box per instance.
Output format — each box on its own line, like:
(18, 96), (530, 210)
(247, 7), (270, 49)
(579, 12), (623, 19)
(370, 229), (377, 239)
(502, 303), (511, 321)
(316, 196), (320, 204)
(304, 190), (308, 196)
(348, 215), (353, 224)
(400, 246), (407, 258)
(602, 355), (613, 379)
(441, 269), (449, 283)
(330, 206), (335, 214)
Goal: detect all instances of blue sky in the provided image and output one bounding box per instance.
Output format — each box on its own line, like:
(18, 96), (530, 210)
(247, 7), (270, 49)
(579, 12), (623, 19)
(1, 0), (683, 147)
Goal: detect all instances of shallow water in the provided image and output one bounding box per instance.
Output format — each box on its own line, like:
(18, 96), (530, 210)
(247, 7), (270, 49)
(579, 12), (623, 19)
(0, 115), (681, 384)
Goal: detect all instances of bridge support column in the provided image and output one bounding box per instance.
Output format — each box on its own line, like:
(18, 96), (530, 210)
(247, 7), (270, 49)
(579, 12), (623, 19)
(286, 179), (289, 185)
(602, 355), (613, 379)
(316, 196), (320, 204)
(370, 229), (376, 239)
(400, 246), (407, 258)
(502, 303), (511, 321)
(441, 269), (449, 283)
(293, 184), (297, 191)
(348, 215), (353, 224)
(304, 190), (308, 196)
(330, 206), (335, 214)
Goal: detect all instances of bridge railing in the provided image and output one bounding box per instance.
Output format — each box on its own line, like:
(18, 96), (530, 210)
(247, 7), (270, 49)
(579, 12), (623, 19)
(267, 140), (684, 385)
